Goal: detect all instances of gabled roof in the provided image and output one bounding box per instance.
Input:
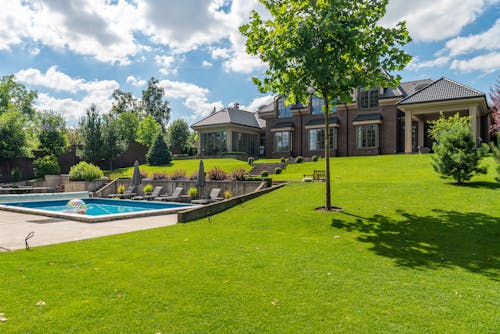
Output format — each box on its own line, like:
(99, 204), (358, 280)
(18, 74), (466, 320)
(399, 79), (434, 97)
(398, 77), (484, 105)
(191, 106), (263, 129)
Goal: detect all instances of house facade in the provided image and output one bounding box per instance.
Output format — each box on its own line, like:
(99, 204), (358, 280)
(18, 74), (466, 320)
(192, 77), (490, 158)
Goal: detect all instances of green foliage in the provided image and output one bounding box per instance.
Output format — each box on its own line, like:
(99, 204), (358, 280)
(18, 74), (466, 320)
(102, 114), (126, 170)
(137, 114), (161, 147)
(188, 187), (198, 199)
(296, 156), (304, 163)
(0, 110), (27, 159)
(260, 170), (269, 177)
(248, 157), (254, 165)
(490, 137), (500, 182)
(312, 155), (319, 162)
(207, 166), (228, 180)
(428, 113), (471, 142)
(280, 157), (286, 163)
(116, 111), (141, 145)
(431, 117), (488, 183)
(38, 110), (68, 156)
(143, 184), (154, 194)
(10, 167), (22, 181)
(117, 184), (125, 194)
(146, 132), (172, 166)
(78, 104), (103, 163)
(274, 167), (282, 174)
(111, 89), (139, 115)
(0, 74), (37, 118)
(69, 161), (104, 181)
(240, 0), (411, 210)
(243, 176), (273, 187)
(33, 155), (60, 178)
(167, 119), (190, 154)
(142, 77), (171, 131)
(224, 190), (231, 199)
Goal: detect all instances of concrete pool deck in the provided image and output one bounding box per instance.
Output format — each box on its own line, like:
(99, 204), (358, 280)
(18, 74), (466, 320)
(0, 210), (177, 251)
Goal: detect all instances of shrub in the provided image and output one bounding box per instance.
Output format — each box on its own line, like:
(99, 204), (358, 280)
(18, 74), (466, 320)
(221, 151), (246, 156)
(189, 172), (198, 181)
(224, 190), (231, 199)
(312, 155), (319, 162)
(188, 187), (198, 199)
(10, 167), (22, 182)
(260, 170), (269, 177)
(231, 168), (246, 181)
(69, 162), (104, 181)
(33, 155), (60, 178)
(280, 157), (286, 163)
(170, 169), (186, 180)
(207, 166), (227, 180)
(243, 176), (272, 187)
(491, 138), (500, 182)
(117, 184), (125, 194)
(430, 116), (488, 183)
(274, 167), (282, 175)
(146, 132), (172, 166)
(248, 157), (254, 166)
(296, 156), (304, 163)
(143, 184), (154, 194)
(151, 171), (169, 180)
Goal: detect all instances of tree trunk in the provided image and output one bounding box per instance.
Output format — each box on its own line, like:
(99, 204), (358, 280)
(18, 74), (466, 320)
(323, 94), (331, 210)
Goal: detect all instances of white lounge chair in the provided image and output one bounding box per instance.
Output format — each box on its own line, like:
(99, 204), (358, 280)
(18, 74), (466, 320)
(191, 188), (224, 204)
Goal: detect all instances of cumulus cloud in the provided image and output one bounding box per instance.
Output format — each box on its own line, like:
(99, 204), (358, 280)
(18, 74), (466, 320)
(444, 19), (500, 56)
(450, 52), (500, 73)
(406, 56), (450, 71)
(201, 60), (213, 69)
(240, 95), (274, 112)
(126, 75), (146, 87)
(158, 79), (223, 118)
(154, 55), (176, 75)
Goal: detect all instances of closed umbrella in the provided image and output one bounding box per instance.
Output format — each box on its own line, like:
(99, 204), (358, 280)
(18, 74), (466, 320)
(131, 160), (142, 186)
(196, 159), (205, 197)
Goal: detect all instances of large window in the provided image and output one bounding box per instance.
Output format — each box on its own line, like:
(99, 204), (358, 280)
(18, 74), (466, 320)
(277, 97), (292, 118)
(360, 88), (379, 109)
(200, 131), (227, 155)
(311, 95), (324, 115)
(309, 127), (337, 151)
(357, 125), (379, 148)
(232, 131), (258, 155)
(274, 131), (292, 152)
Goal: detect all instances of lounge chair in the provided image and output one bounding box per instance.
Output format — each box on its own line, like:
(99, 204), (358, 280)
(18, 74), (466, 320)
(154, 187), (183, 202)
(191, 188), (224, 204)
(108, 185), (136, 199)
(132, 186), (163, 201)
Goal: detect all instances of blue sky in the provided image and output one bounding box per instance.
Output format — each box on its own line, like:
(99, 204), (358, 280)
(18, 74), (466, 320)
(0, 0), (499, 126)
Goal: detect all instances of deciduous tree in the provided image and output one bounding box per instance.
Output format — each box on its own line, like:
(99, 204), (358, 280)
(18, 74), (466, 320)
(142, 77), (171, 132)
(168, 118), (190, 154)
(38, 110), (68, 156)
(240, 0), (411, 210)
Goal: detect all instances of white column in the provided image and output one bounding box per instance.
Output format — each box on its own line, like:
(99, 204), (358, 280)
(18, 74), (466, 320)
(416, 117), (424, 148)
(469, 105), (479, 142)
(405, 111), (413, 153)
(226, 130), (233, 152)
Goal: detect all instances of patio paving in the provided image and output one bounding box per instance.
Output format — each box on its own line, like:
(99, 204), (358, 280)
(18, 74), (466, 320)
(0, 210), (177, 251)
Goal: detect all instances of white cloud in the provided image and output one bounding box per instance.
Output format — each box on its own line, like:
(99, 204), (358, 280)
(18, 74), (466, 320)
(201, 60), (213, 69)
(240, 95), (274, 112)
(450, 52), (500, 73)
(154, 55), (176, 75)
(407, 56), (450, 71)
(211, 47), (231, 59)
(158, 79), (223, 118)
(444, 19), (500, 56)
(382, 0), (497, 42)
(126, 75), (146, 87)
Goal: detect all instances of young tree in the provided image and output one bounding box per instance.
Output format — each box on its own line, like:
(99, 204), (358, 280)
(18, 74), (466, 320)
(136, 114), (161, 147)
(101, 114), (126, 170)
(141, 77), (171, 132)
(430, 114), (488, 183)
(111, 89), (140, 115)
(116, 111), (141, 145)
(0, 110), (27, 170)
(0, 75), (38, 119)
(240, 0), (411, 210)
(489, 77), (500, 140)
(38, 110), (68, 156)
(167, 118), (190, 154)
(146, 132), (172, 166)
(78, 104), (103, 164)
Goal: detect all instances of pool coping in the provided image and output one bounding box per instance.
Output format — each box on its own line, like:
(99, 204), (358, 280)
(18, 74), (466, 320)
(0, 199), (200, 223)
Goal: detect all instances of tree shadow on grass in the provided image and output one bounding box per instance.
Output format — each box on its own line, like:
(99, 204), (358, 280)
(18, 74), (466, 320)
(450, 181), (500, 190)
(332, 210), (500, 280)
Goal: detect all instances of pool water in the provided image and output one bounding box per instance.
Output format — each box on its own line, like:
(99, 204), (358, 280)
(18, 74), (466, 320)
(5, 198), (190, 216)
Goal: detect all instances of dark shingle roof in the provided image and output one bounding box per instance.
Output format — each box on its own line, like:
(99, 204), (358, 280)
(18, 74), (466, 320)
(258, 101), (275, 113)
(192, 107), (263, 129)
(271, 121), (295, 129)
(353, 113), (383, 122)
(305, 116), (339, 126)
(398, 77), (484, 105)
(399, 79), (434, 97)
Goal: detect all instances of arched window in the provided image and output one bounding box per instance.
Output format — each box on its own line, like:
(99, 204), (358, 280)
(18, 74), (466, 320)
(277, 97), (292, 118)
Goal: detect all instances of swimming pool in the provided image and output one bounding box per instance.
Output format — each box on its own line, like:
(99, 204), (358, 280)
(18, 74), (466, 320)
(0, 198), (195, 223)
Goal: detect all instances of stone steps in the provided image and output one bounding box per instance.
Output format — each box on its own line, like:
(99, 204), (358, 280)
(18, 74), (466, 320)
(248, 163), (285, 176)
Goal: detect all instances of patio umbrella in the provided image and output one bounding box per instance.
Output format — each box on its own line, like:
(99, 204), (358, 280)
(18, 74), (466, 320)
(196, 159), (206, 197)
(131, 160), (142, 186)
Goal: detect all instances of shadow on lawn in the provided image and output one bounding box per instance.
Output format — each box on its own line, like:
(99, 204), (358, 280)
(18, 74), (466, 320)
(450, 181), (500, 190)
(332, 210), (499, 280)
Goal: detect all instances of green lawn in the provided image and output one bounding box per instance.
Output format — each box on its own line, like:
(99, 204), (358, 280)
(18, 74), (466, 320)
(107, 158), (249, 179)
(1, 154), (499, 333)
